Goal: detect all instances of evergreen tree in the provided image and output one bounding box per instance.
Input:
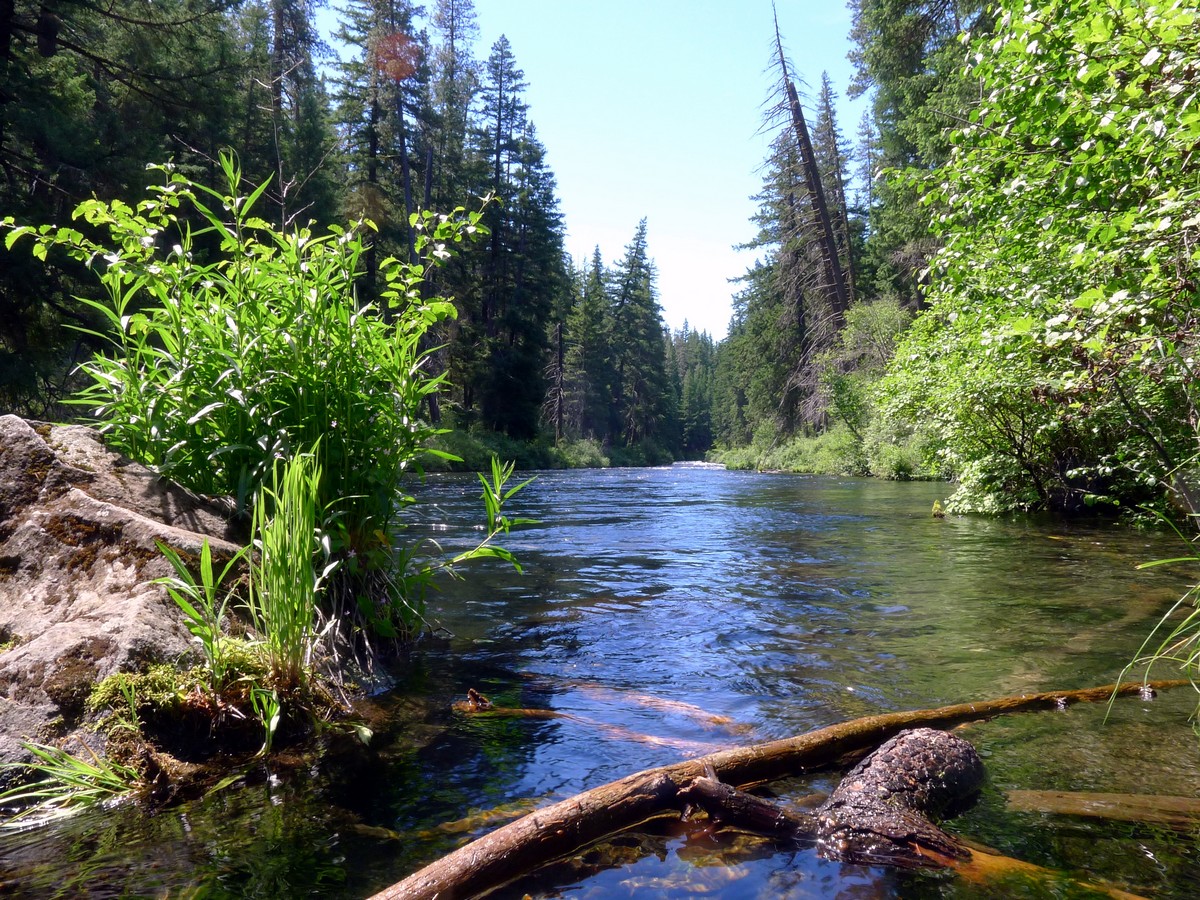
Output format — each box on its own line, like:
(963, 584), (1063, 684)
(847, 0), (991, 304)
(428, 0), (478, 209)
(672, 324), (716, 457)
(0, 0), (246, 416)
(449, 35), (566, 439)
(562, 247), (613, 442)
(608, 220), (674, 449)
(813, 72), (857, 305)
(333, 0), (429, 291)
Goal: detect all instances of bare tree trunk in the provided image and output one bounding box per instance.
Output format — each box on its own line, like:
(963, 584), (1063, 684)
(396, 93), (417, 266)
(773, 10), (850, 326)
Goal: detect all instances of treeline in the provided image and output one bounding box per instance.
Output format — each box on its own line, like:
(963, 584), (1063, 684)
(711, 0), (1200, 521)
(0, 0), (710, 461)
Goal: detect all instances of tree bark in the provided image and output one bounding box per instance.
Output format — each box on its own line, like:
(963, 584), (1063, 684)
(679, 728), (982, 869)
(773, 13), (850, 327)
(368, 680), (1181, 900)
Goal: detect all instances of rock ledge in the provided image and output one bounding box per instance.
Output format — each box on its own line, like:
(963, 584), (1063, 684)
(0, 415), (242, 778)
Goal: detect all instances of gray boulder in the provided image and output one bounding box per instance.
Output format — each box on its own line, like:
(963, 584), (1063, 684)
(0, 415), (242, 776)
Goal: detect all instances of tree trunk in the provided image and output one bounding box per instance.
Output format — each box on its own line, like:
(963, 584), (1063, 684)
(773, 15), (850, 327)
(679, 727), (981, 867)
(369, 680), (1180, 900)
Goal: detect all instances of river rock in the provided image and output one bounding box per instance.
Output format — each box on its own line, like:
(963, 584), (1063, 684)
(0, 415), (243, 781)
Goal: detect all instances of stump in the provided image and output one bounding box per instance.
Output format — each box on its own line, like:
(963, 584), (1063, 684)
(679, 727), (982, 869)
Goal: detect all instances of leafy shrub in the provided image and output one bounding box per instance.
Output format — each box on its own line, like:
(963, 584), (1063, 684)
(553, 438), (609, 469)
(3, 153), (484, 563)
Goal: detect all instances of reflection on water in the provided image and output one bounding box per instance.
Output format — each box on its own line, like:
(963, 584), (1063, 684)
(3, 465), (1199, 897)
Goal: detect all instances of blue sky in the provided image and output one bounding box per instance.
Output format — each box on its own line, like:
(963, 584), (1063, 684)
(322, 2), (867, 339)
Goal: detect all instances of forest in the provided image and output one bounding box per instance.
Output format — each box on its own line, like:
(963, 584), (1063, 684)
(2, 0), (1198, 520)
(4, 2), (1200, 893)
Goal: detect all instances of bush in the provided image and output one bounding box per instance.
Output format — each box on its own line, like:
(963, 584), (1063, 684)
(4, 154), (483, 555)
(552, 438), (609, 469)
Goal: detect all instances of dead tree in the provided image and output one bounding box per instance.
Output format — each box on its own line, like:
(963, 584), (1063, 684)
(772, 5), (850, 328)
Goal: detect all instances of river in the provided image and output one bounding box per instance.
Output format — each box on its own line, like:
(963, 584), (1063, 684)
(3, 465), (1200, 897)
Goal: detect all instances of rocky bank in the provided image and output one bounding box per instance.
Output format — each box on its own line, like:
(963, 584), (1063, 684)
(0, 415), (243, 782)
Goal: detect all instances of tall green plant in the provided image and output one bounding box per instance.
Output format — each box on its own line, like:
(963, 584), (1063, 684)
(2, 152), (485, 551)
(154, 539), (248, 693)
(246, 452), (333, 691)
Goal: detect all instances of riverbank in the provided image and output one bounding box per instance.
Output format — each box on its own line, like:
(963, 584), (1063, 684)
(707, 421), (946, 482)
(420, 430), (677, 472)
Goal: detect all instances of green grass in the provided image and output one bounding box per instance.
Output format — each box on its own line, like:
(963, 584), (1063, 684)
(246, 451), (329, 691)
(0, 742), (141, 825)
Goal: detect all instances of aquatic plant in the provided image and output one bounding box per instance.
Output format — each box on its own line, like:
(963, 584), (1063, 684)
(0, 742), (141, 825)
(155, 538), (248, 694)
(372, 458), (535, 638)
(1122, 518), (1200, 719)
(245, 451), (333, 690)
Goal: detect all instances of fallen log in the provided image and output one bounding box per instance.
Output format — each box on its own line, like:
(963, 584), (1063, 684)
(369, 680), (1182, 900)
(1007, 789), (1200, 830)
(679, 733), (1145, 898)
(678, 727), (981, 867)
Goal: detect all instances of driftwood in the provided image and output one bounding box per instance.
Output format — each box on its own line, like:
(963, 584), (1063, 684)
(369, 681), (1181, 900)
(1008, 790), (1200, 830)
(679, 734), (1145, 900)
(679, 727), (981, 867)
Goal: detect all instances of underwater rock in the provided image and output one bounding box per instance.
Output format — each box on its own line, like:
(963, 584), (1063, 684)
(0, 415), (242, 782)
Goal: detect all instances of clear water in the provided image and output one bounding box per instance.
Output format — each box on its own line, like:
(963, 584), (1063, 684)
(3, 465), (1199, 898)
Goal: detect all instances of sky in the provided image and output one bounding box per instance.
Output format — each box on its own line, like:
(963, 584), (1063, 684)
(322, 2), (868, 339)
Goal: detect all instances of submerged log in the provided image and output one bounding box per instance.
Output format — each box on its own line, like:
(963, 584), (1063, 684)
(1007, 790), (1200, 830)
(815, 726), (982, 867)
(369, 681), (1181, 900)
(679, 728), (981, 868)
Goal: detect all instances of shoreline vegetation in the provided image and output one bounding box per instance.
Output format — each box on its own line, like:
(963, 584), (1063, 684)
(1, 3), (1199, 895)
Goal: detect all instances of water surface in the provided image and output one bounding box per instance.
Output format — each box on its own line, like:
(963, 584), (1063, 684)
(3, 465), (1199, 897)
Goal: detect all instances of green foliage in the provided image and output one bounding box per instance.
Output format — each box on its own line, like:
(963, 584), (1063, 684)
(3, 152), (485, 547)
(758, 426), (869, 476)
(86, 665), (196, 721)
(155, 539), (249, 694)
(249, 688), (283, 757)
(0, 742), (142, 824)
(246, 452), (333, 691)
(382, 459), (534, 635)
(882, 0), (1200, 515)
(555, 438), (610, 469)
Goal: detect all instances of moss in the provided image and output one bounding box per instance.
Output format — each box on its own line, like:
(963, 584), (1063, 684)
(43, 637), (115, 722)
(88, 664), (188, 717)
(0, 627), (19, 654)
(44, 513), (124, 572)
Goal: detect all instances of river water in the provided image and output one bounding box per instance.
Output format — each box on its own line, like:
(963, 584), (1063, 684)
(3, 465), (1200, 897)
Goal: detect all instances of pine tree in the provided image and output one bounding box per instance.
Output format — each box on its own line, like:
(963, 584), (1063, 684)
(428, 0), (478, 209)
(847, 0), (992, 304)
(333, 0), (430, 282)
(608, 220), (674, 448)
(813, 72), (857, 305)
(563, 247), (613, 442)
(0, 0), (247, 416)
